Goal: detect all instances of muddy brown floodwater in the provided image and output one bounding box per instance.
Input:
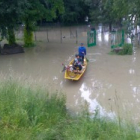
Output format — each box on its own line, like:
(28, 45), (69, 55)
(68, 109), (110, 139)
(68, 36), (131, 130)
(0, 26), (140, 122)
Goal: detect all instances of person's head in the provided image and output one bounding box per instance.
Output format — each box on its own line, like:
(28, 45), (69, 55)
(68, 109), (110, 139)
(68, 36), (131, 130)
(75, 54), (79, 58)
(80, 43), (84, 47)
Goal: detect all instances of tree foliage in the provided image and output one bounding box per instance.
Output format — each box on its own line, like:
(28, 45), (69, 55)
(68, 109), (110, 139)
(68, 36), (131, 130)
(0, 0), (27, 44)
(60, 0), (89, 25)
(86, 0), (140, 32)
(23, 0), (64, 47)
(0, 0), (64, 46)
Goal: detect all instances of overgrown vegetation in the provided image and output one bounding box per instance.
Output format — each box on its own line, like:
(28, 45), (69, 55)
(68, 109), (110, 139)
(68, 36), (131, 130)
(118, 43), (133, 55)
(23, 22), (34, 47)
(109, 43), (133, 55)
(0, 81), (139, 140)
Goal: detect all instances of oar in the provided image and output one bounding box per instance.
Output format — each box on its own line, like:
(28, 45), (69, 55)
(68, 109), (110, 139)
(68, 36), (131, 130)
(82, 52), (89, 62)
(86, 57), (89, 62)
(62, 63), (66, 72)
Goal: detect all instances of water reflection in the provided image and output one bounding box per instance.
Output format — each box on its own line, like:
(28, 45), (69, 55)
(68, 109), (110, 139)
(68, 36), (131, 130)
(53, 76), (58, 80)
(132, 87), (137, 94)
(132, 57), (136, 62)
(79, 83), (116, 118)
(98, 26), (102, 33)
(60, 81), (63, 88)
(136, 99), (140, 103)
(104, 33), (109, 42)
(98, 33), (102, 42)
(129, 69), (135, 74)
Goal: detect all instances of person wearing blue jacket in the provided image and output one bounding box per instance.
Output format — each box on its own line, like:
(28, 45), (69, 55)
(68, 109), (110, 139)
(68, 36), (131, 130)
(78, 43), (86, 64)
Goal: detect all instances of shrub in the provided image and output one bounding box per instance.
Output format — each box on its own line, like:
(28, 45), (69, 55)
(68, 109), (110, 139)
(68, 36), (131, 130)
(118, 43), (133, 55)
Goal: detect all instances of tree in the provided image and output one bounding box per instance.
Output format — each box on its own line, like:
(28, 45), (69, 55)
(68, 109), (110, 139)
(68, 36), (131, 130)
(60, 0), (89, 25)
(112, 0), (140, 35)
(85, 0), (102, 24)
(86, 0), (121, 31)
(0, 0), (64, 47)
(23, 0), (64, 47)
(102, 0), (118, 31)
(0, 0), (27, 45)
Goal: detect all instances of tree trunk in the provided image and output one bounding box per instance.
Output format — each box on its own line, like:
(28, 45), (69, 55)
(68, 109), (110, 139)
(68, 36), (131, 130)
(7, 27), (16, 45)
(24, 20), (34, 47)
(109, 23), (112, 32)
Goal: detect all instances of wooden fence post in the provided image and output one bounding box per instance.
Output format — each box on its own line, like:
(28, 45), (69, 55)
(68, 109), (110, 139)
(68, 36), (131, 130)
(34, 31), (37, 41)
(76, 29), (78, 44)
(60, 26), (62, 43)
(46, 28), (49, 42)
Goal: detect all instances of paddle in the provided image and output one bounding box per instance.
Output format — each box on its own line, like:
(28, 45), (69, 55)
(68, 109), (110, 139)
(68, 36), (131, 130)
(83, 52), (89, 62)
(61, 63), (67, 72)
(86, 57), (89, 62)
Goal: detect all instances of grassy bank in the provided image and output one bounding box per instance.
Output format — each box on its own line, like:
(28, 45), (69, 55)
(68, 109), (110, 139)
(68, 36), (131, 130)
(0, 81), (139, 140)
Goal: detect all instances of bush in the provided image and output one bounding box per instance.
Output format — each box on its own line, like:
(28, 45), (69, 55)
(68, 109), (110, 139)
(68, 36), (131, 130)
(118, 43), (133, 55)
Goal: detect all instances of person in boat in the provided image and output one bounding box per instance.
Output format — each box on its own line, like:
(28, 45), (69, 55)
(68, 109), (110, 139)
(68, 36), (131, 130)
(78, 43), (86, 64)
(73, 54), (82, 73)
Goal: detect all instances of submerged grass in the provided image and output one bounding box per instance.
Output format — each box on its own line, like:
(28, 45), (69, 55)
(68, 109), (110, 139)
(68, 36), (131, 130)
(0, 81), (140, 140)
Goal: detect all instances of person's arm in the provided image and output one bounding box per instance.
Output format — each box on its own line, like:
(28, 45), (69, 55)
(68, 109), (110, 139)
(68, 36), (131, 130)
(84, 47), (86, 55)
(78, 47), (80, 53)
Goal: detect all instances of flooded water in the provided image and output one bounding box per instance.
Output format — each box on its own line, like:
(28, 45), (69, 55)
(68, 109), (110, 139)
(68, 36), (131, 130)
(1, 26), (140, 121)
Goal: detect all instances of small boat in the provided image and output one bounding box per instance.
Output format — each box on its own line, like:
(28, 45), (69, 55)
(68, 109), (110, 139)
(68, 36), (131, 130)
(64, 58), (87, 80)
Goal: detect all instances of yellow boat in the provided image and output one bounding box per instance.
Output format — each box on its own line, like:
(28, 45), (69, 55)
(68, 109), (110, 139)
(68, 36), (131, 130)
(64, 58), (87, 80)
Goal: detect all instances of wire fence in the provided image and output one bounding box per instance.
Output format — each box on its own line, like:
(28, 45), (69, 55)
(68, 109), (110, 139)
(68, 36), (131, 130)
(15, 24), (90, 44)
(14, 24), (131, 46)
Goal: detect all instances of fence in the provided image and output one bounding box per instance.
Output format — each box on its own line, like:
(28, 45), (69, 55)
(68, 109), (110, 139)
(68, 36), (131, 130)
(15, 24), (90, 44)
(14, 24), (126, 46)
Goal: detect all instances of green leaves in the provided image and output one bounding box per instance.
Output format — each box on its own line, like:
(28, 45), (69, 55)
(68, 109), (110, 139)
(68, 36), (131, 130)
(60, 0), (89, 25)
(23, 0), (64, 22)
(88, 0), (140, 33)
(0, 0), (64, 45)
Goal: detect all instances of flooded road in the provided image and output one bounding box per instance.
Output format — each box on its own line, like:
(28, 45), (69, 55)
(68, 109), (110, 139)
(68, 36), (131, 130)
(0, 27), (140, 121)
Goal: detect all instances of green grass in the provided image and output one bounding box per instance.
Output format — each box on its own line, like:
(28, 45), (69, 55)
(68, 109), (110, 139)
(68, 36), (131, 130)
(64, 116), (140, 140)
(0, 81), (139, 140)
(0, 81), (67, 140)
